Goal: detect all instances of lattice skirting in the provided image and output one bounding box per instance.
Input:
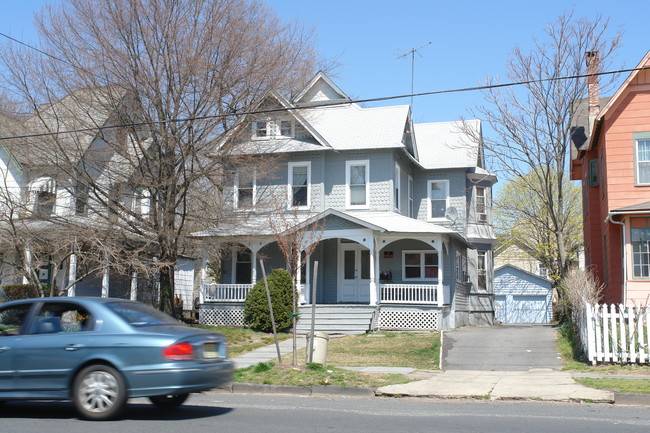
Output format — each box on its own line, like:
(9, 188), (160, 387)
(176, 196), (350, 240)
(200, 304), (441, 331)
(200, 304), (246, 327)
(378, 307), (440, 331)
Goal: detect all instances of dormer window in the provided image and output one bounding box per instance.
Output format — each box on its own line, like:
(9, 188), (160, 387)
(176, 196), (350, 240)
(252, 119), (294, 139)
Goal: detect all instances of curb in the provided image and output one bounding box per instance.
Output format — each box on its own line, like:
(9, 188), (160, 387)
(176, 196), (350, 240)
(214, 382), (376, 398)
(614, 393), (650, 407)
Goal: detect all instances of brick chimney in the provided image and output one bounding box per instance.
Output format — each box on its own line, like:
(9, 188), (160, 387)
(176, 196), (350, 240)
(586, 50), (600, 134)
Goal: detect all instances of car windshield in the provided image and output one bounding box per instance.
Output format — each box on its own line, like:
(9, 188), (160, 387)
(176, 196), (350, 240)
(105, 301), (180, 327)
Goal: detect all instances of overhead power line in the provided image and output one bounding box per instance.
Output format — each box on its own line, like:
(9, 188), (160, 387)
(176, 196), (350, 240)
(0, 29), (648, 141)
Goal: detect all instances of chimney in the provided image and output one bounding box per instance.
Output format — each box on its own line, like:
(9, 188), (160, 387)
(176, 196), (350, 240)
(586, 51), (600, 133)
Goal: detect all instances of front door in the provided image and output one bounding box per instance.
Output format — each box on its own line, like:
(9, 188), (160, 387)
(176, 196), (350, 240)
(339, 244), (371, 303)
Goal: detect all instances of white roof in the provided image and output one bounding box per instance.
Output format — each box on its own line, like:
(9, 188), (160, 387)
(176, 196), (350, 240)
(343, 210), (456, 234)
(300, 103), (409, 150)
(413, 120), (481, 169)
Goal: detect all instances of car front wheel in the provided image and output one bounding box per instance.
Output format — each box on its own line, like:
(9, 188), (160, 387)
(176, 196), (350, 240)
(149, 393), (189, 410)
(73, 365), (127, 420)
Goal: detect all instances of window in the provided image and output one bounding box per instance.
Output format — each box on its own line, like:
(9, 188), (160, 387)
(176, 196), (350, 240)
(428, 180), (448, 220)
(538, 264), (548, 278)
(408, 176), (414, 218)
(252, 119), (294, 139)
(346, 160), (369, 208)
(30, 302), (93, 334)
(0, 303), (31, 336)
(456, 251), (467, 282)
(635, 138), (650, 185)
(75, 183), (89, 216)
(476, 186), (487, 223)
(588, 159), (599, 186)
(403, 250), (438, 280)
(234, 248), (252, 284)
(288, 162), (310, 208)
(394, 163), (401, 211)
(235, 170), (256, 209)
(132, 188), (150, 217)
(477, 251), (487, 290)
(631, 218), (650, 278)
(29, 177), (56, 217)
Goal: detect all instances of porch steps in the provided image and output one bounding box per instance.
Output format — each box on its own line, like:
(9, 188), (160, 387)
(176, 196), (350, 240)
(295, 305), (377, 335)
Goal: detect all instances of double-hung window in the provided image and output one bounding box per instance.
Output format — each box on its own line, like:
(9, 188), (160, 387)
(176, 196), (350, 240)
(235, 170), (256, 209)
(288, 162), (310, 209)
(477, 251), (487, 290)
(631, 217), (650, 278)
(636, 137), (650, 185)
(403, 250), (438, 280)
(346, 160), (369, 208)
(476, 186), (487, 223)
(428, 180), (449, 220)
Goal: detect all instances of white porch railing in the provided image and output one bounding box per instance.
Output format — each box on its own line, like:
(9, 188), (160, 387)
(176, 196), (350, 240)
(380, 283), (447, 305)
(203, 284), (253, 302)
(578, 303), (650, 365)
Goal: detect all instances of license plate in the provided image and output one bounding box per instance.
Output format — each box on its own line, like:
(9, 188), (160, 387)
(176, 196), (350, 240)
(203, 343), (219, 359)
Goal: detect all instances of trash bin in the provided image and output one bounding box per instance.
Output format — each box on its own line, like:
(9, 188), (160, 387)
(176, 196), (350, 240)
(306, 332), (329, 365)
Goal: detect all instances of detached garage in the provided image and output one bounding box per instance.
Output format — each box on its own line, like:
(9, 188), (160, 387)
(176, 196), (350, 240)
(494, 264), (553, 324)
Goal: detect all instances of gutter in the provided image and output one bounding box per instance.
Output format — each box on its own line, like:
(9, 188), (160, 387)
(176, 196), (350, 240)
(604, 213), (627, 304)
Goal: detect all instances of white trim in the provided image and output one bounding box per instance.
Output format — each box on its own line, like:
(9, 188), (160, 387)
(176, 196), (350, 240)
(427, 179), (449, 222)
(402, 250), (439, 282)
(251, 118), (295, 140)
(288, 161), (311, 210)
(394, 163), (401, 212)
(234, 170), (256, 210)
(345, 159), (370, 209)
(407, 175), (414, 218)
(635, 138), (650, 186)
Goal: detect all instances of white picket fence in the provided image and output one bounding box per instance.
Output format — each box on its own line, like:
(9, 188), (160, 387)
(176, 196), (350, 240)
(578, 303), (650, 365)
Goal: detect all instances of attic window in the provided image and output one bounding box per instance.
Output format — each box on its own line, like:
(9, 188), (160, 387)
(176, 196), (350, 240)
(252, 119), (294, 139)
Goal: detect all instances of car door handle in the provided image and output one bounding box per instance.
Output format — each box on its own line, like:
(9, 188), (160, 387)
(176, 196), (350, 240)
(65, 344), (85, 351)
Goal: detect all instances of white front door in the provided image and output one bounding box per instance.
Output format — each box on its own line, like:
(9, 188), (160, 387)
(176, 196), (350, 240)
(339, 244), (371, 303)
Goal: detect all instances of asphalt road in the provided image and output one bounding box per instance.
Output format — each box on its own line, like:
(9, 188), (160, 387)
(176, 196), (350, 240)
(1, 393), (649, 433)
(442, 324), (564, 371)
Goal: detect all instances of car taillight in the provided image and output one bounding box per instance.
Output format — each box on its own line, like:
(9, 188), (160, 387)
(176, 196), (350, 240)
(163, 342), (194, 361)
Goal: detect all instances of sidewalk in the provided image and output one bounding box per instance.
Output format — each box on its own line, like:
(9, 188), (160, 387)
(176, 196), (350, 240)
(228, 338), (647, 404)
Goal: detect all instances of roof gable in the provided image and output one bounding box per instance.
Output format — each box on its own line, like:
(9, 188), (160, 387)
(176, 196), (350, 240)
(413, 120), (482, 169)
(294, 71), (351, 105)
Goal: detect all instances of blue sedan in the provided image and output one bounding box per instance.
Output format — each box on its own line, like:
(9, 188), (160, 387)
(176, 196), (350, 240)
(0, 297), (233, 420)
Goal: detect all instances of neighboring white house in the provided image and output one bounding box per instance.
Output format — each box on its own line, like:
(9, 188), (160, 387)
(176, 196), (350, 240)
(195, 71), (498, 332)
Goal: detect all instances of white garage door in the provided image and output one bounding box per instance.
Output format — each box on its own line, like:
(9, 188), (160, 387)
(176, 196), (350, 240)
(496, 295), (549, 324)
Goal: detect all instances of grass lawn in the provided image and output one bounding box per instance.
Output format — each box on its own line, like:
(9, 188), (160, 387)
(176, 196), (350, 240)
(213, 329), (441, 388)
(556, 324), (650, 394)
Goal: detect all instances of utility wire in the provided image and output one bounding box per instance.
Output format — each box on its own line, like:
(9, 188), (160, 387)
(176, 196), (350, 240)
(0, 29), (648, 141)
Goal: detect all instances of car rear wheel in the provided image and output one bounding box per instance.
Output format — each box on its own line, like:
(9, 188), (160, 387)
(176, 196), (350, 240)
(149, 393), (189, 410)
(73, 365), (127, 421)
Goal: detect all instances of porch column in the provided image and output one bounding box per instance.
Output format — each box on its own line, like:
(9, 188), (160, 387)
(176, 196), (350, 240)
(67, 251), (77, 297)
(251, 248), (258, 283)
(101, 265), (109, 298)
(304, 255), (311, 304)
(130, 271), (138, 301)
(369, 240), (378, 306)
(437, 251), (444, 307)
(23, 241), (32, 284)
(297, 250), (305, 304)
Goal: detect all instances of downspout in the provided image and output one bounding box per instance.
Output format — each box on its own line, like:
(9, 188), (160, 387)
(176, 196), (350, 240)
(605, 213), (626, 304)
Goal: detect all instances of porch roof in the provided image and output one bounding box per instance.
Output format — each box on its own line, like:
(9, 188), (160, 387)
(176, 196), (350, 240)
(191, 209), (473, 247)
(611, 201), (650, 213)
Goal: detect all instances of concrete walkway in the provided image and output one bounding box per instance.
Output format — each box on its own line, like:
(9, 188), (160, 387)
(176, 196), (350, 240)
(228, 331), (634, 404)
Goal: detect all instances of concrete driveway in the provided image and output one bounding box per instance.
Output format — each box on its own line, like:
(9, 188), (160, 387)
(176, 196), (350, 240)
(442, 324), (563, 371)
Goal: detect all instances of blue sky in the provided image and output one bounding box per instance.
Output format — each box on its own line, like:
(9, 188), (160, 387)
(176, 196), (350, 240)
(1, 0), (648, 125)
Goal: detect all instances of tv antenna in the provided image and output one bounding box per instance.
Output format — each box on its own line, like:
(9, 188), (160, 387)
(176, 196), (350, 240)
(396, 41), (431, 108)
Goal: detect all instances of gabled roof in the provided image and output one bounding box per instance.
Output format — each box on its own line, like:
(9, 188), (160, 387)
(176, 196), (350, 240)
(611, 200), (650, 213)
(495, 263), (552, 285)
(293, 71), (351, 105)
(300, 103), (410, 151)
(413, 120), (482, 169)
(584, 49), (650, 151)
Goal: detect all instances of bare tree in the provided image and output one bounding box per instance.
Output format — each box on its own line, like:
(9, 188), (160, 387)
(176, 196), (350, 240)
(268, 208), (324, 366)
(467, 10), (621, 282)
(0, 0), (323, 313)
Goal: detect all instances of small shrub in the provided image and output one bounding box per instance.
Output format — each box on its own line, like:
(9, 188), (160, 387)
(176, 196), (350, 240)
(2, 284), (40, 301)
(253, 362), (274, 373)
(243, 268), (296, 333)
